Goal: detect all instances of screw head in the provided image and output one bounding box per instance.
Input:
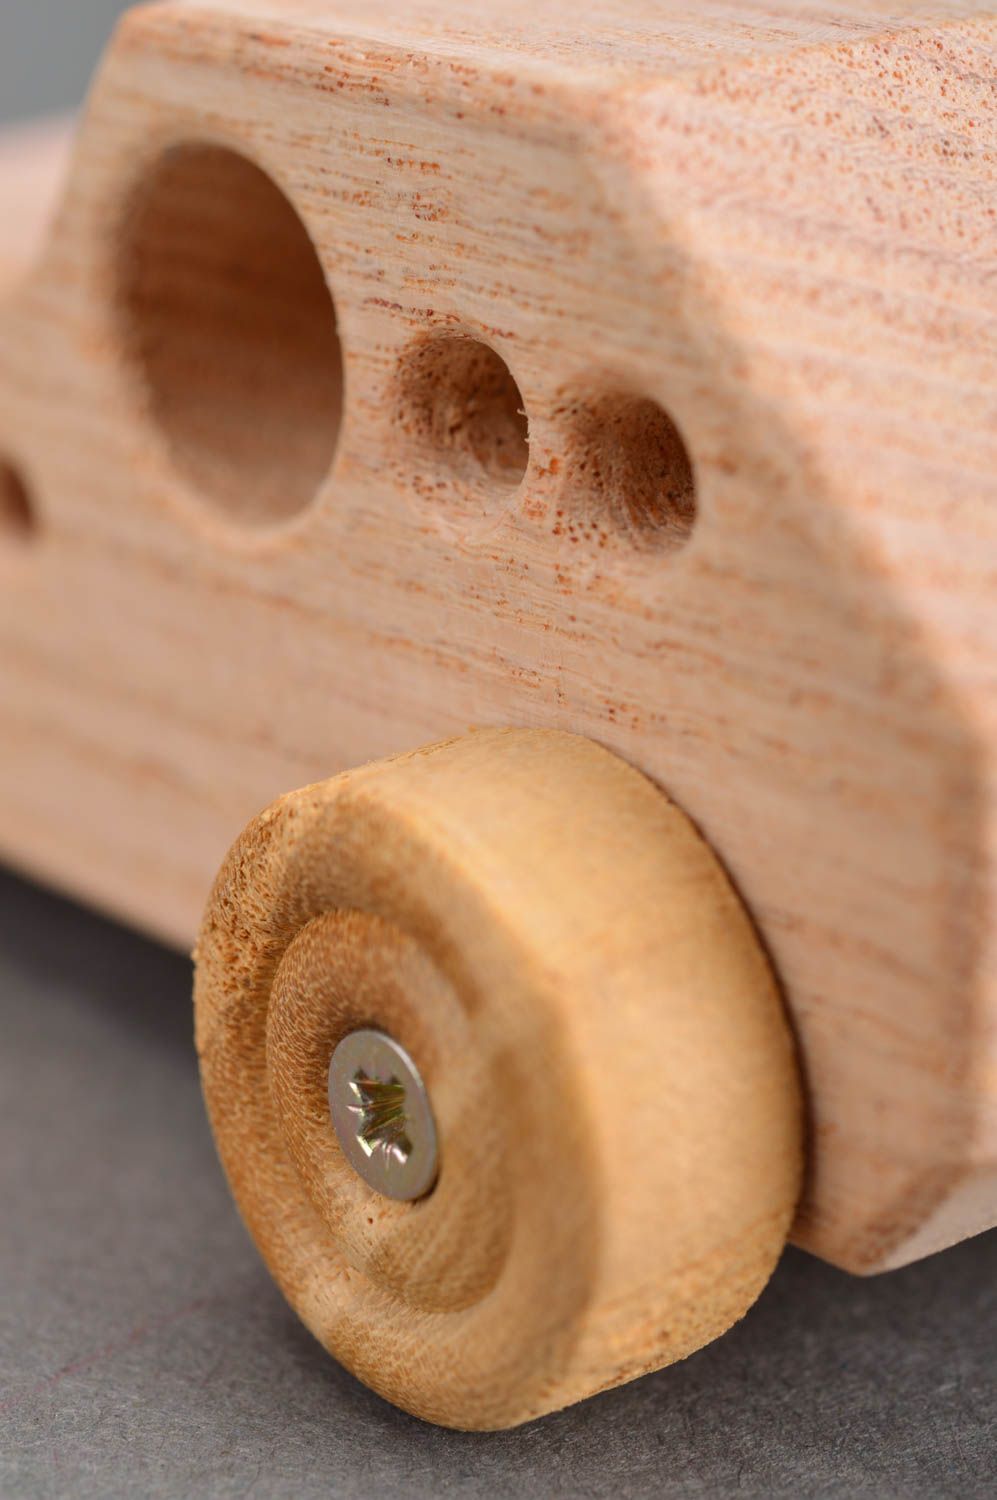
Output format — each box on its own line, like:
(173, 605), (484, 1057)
(328, 1029), (439, 1202)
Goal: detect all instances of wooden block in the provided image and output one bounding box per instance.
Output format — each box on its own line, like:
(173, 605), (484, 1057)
(0, 1), (995, 1292)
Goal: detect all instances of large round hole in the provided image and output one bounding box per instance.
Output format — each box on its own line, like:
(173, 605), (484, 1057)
(0, 459), (37, 547)
(560, 394), (697, 555)
(395, 336), (529, 493)
(119, 144), (343, 529)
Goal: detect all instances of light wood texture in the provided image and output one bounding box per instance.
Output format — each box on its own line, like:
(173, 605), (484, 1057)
(0, 2), (994, 1276)
(0, 116), (74, 294)
(194, 729), (803, 1429)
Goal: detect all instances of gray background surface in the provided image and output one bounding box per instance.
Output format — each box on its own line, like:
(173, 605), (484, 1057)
(1, 6), (995, 1498)
(0, 2), (130, 125)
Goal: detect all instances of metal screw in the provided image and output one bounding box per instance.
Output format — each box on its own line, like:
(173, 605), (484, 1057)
(328, 1029), (439, 1202)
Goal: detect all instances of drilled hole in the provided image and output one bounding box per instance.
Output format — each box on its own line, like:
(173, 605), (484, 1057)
(562, 394), (697, 554)
(0, 459), (37, 546)
(119, 144), (343, 529)
(396, 336), (529, 492)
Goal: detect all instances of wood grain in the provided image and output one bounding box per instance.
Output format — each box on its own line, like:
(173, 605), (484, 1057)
(0, 1), (994, 1277)
(194, 728), (803, 1428)
(0, 116), (74, 293)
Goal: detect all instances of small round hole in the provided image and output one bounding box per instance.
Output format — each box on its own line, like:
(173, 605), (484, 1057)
(119, 144), (343, 529)
(561, 394), (697, 554)
(396, 336), (529, 493)
(0, 459), (37, 547)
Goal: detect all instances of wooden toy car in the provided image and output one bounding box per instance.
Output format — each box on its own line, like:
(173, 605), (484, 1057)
(1, 0), (994, 1431)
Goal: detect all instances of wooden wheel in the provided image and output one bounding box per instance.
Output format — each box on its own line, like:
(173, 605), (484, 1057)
(194, 729), (802, 1430)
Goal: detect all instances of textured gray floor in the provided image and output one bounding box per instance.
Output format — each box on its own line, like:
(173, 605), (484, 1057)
(0, 867), (994, 1500)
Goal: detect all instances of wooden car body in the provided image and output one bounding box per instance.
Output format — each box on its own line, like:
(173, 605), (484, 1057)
(1, 1), (994, 1317)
